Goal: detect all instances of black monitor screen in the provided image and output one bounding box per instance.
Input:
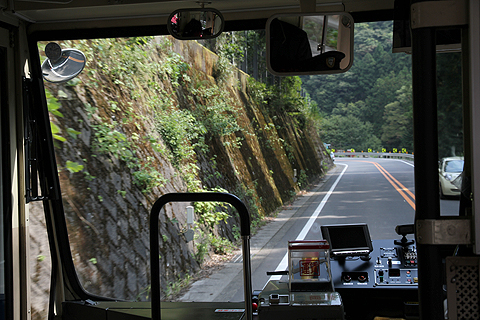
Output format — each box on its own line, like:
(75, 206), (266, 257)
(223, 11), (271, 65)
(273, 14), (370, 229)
(321, 224), (373, 256)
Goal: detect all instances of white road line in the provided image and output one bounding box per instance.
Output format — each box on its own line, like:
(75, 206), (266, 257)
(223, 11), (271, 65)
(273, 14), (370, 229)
(365, 157), (415, 168)
(267, 164), (349, 282)
(396, 159), (415, 167)
(338, 157), (415, 168)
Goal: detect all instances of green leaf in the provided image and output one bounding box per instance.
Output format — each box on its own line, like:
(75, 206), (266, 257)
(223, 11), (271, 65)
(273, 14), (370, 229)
(52, 134), (66, 142)
(67, 128), (81, 139)
(50, 122), (66, 142)
(66, 78), (81, 86)
(45, 89), (64, 117)
(65, 161), (84, 173)
(57, 90), (68, 99)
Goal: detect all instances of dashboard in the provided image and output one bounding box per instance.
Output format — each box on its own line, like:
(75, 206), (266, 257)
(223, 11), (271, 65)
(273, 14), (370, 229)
(332, 239), (418, 289)
(256, 224), (419, 320)
(63, 224), (420, 320)
(330, 237), (419, 319)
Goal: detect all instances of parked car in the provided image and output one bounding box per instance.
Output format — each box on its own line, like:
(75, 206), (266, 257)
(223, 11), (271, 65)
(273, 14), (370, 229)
(439, 156), (464, 198)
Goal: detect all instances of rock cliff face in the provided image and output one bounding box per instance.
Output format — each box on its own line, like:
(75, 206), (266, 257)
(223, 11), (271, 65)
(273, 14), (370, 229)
(30, 36), (332, 317)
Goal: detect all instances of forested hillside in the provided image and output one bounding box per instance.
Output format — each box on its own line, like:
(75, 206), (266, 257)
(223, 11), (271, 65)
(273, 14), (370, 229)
(301, 21), (463, 158)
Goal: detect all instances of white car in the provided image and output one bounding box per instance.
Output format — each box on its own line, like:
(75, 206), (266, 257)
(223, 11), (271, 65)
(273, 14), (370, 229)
(439, 157), (464, 198)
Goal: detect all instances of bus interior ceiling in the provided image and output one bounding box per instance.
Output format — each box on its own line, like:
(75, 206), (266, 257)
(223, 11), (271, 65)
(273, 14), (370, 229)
(1, 0), (478, 320)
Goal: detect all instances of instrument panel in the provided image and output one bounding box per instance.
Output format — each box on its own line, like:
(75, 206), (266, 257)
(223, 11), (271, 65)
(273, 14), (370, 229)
(331, 240), (418, 289)
(330, 239), (419, 319)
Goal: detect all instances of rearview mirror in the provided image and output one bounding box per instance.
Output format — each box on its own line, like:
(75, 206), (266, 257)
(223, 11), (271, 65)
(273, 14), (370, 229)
(42, 42), (86, 83)
(266, 12), (354, 76)
(167, 8), (224, 40)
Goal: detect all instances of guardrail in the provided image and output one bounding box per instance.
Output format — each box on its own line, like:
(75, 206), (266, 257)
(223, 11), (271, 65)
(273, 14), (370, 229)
(333, 152), (414, 161)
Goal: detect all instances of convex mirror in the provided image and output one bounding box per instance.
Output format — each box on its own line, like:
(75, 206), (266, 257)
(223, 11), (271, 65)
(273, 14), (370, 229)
(266, 12), (354, 76)
(168, 8), (224, 40)
(42, 42), (86, 83)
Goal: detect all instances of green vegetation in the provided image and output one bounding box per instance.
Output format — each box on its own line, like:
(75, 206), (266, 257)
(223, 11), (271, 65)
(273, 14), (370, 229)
(302, 21), (413, 153)
(45, 88), (67, 143)
(436, 52), (463, 158)
(65, 161), (84, 173)
(44, 34), (328, 299)
(165, 273), (192, 298)
(88, 116), (167, 194)
(301, 21), (463, 158)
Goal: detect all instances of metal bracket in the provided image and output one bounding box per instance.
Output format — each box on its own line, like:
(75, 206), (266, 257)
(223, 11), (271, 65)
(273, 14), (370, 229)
(416, 219), (471, 245)
(411, 0), (468, 29)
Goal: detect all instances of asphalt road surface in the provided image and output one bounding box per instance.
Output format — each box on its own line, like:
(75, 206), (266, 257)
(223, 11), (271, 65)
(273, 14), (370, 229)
(178, 158), (460, 302)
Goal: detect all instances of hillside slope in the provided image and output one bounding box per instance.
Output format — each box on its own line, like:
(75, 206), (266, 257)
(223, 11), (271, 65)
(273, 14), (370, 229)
(31, 36), (332, 317)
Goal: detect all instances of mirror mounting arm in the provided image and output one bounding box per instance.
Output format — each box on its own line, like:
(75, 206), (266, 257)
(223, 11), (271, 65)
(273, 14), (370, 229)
(320, 15), (328, 54)
(197, 1), (212, 9)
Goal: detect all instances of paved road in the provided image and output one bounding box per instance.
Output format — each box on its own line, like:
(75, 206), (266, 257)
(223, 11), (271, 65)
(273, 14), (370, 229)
(178, 158), (459, 302)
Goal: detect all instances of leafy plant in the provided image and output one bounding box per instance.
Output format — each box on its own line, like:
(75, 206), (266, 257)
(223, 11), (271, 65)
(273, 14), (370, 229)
(155, 108), (205, 166)
(67, 128), (81, 139)
(65, 161), (84, 173)
(46, 89), (64, 117)
(135, 285), (151, 301)
(210, 236), (235, 255)
(164, 273), (192, 298)
(193, 187), (231, 230)
(50, 122), (66, 142)
(194, 229), (210, 264)
(297, 169), (308, 188)
(232, 225), (241, 241)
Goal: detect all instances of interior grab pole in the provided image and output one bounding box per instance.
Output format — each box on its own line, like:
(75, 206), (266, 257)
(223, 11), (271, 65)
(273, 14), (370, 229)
(150, 192), (252, 320)
(411, 1), (443, 318)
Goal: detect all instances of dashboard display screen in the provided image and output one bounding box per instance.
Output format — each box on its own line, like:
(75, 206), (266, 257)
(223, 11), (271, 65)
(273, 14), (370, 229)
(321, 223), (373, 257)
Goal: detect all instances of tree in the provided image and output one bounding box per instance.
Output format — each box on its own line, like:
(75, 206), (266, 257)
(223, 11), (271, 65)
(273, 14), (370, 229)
(381, 85), (413, 151)
(364, 69), (411, 133)
(320, 114), (380, 151)
(302, 21), (413, 152)
(436, 52), (463, 158)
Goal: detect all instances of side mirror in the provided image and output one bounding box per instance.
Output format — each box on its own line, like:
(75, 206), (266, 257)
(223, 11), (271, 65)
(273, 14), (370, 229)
(167, 8), (224, 40)
(266, 12), (354, 76)
(42, 42), (86, 83)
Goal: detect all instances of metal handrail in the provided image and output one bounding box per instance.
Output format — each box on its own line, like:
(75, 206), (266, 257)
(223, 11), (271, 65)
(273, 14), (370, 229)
(150, 192), (252, 320)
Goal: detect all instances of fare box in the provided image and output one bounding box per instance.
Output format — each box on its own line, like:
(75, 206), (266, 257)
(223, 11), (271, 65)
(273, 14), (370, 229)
(288, 240), (334, 292)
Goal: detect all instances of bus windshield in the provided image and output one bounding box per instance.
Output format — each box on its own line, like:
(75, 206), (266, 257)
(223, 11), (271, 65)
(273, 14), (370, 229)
(32, 19), (462, 318)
